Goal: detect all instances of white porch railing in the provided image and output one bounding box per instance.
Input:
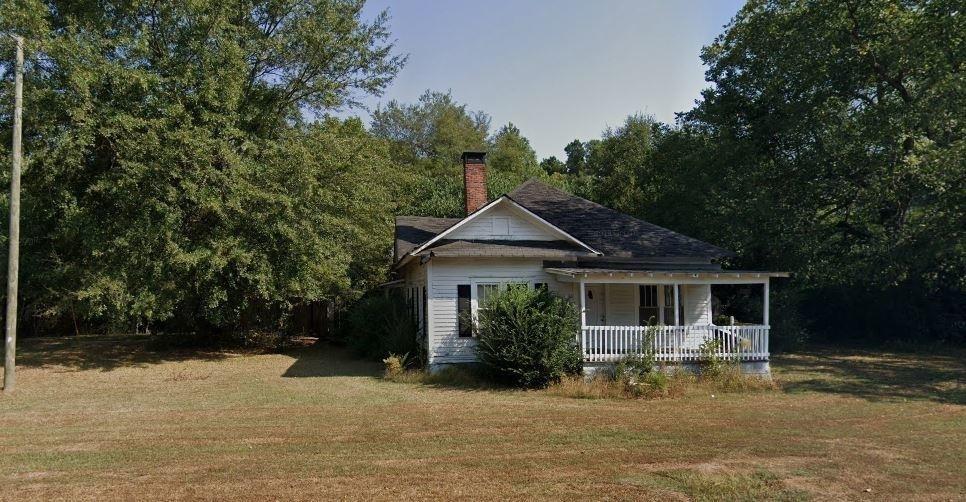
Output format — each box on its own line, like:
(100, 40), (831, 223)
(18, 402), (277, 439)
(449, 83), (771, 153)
(580, 325), (769, 363)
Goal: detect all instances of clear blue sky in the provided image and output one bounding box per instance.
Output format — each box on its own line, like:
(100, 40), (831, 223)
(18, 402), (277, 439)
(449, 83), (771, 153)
(345, 0), (745, 160)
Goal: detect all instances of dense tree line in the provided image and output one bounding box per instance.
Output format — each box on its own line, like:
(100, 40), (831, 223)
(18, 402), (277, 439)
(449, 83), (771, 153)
(0, 0), (961, 345)
(0, 0), (406, 334)
(541, 0), (964, 344)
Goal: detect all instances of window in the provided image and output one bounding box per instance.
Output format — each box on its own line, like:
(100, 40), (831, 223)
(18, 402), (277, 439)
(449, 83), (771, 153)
(534, 282), (548, 291)
(663, 285), (676, 325)
(470, 280), (532, 333)
(477, 283), (501, 309)
(457, 285), (472, 337)
(639, 285), (659, 326)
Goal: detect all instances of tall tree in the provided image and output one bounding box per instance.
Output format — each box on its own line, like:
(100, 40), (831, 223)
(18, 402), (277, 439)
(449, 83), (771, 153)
(540, 156), (565, 175)
(370, 90), (490, 175)
(487, 122), (541, 196)
(682, 0), (965, 341)
(0, 0), (406, 333)
(583, 115), (661, 215)
(563, 139), (587, 175)
(370, 90), (491, 218)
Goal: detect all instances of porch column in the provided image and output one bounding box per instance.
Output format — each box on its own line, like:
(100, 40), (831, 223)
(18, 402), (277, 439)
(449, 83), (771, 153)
(673, 283), (680, 325)
(579, 280), (587, 328)
(763, 278), (770, 326)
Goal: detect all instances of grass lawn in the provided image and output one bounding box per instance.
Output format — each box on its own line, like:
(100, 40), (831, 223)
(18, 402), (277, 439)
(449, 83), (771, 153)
(1, 336), (963, 500)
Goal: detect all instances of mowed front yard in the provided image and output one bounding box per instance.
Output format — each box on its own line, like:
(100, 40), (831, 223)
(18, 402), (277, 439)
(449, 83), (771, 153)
(0, 336), (963, 500)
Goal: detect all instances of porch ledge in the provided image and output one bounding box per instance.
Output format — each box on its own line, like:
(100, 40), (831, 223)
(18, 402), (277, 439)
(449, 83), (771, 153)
(547, 268), (789, 280)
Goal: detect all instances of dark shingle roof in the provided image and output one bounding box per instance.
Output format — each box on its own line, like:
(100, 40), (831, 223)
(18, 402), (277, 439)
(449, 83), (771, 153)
(394, 216), (460, 261)
(508, 179), (733, 259)
(393, 179), (733, 267)
(420, 239), (596, 258)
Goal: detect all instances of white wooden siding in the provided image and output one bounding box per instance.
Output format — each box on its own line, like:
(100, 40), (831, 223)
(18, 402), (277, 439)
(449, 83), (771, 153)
(400, 262), (429, 357)
(408, 256), (723, 365)
(447, 205), (556, 241)
(428, 257), (564, 364)
(604, 284), (637, 325)
(682, 284), (711, 325)
(681, 284), (711, 348)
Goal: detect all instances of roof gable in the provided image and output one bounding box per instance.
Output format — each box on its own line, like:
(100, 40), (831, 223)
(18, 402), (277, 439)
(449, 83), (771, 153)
(407, 197), (600, 258)
(446, 201), (560, 242)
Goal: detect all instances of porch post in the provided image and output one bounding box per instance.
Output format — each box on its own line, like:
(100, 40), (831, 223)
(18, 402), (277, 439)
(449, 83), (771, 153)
(579, 280), (587, 328)
(673, 284), (680, 325)
(763, 278), (770, 326)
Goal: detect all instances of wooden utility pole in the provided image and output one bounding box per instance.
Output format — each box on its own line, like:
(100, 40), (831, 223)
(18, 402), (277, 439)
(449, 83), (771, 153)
(4, 35), (24, 393)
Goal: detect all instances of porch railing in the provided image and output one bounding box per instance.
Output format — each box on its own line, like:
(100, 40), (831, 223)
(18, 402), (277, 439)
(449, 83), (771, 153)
(580, 325), (769, 363)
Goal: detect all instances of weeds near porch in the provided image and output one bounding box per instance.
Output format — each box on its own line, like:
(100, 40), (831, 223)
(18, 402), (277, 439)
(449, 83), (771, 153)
(381, 353), (408, 378)
(547, 365), (777, 400)
(702, 365), (779, 392)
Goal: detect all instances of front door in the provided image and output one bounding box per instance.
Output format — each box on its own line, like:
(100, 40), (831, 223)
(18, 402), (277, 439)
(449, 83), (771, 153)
(585, 285), (606, 325)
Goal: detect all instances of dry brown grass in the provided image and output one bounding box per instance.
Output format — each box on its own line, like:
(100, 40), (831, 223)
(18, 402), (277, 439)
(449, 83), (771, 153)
(0, 336), (963, 501)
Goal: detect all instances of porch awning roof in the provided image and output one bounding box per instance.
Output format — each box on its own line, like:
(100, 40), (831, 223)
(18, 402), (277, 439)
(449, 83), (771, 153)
(544, 267), (789, 281)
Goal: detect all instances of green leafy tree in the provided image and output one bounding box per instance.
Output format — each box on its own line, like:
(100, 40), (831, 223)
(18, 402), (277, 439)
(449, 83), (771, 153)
(370, 90), (490, 217)
(540, 156), (565, 175)
(680, 0), (965, 342)
(563, 139), (587, 175)
(0, 0), (405, 334)
(370, 89), (490, 175)
(582, 114), (662, 215)
(487, 122), (541, 196)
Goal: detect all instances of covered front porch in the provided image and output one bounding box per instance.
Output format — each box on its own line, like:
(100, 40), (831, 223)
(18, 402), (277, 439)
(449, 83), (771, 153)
(545, 268), (788, 365)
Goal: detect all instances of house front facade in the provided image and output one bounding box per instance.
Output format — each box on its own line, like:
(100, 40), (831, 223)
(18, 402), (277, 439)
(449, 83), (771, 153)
(392, 152), (786, 374)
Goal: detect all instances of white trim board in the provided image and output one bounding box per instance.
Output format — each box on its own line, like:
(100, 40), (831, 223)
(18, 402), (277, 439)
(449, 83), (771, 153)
(407, 196), (601, 257)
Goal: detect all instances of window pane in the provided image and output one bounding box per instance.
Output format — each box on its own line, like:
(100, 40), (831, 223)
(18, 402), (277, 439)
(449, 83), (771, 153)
(639, 285), (659, 325)
(478, 284), (499, 308)
(640, 285), (658, 307)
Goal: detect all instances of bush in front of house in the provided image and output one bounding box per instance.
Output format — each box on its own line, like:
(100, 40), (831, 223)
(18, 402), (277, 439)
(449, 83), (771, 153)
(343, 292), (420, 362)
(475, 286), (582, 388)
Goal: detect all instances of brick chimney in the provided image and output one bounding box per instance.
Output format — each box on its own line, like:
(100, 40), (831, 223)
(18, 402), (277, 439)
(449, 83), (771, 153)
(462, 151), (487, 215)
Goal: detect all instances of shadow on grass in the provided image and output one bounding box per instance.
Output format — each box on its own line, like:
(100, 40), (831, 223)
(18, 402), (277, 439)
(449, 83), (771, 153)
(15, 334), (231, 372)
(389, 365), (511, 392)
(774, 347), (965, 405)
(281, 341), (381, 378)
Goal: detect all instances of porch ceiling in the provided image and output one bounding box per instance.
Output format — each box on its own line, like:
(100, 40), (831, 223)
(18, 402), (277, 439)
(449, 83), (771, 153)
(545, 267), (789, 283)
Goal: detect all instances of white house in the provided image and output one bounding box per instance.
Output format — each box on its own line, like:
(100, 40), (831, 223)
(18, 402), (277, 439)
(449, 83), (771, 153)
(392, 152), (787, 374)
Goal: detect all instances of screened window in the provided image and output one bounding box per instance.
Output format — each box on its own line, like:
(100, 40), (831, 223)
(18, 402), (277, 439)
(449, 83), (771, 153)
(639, 285), (660, 325)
